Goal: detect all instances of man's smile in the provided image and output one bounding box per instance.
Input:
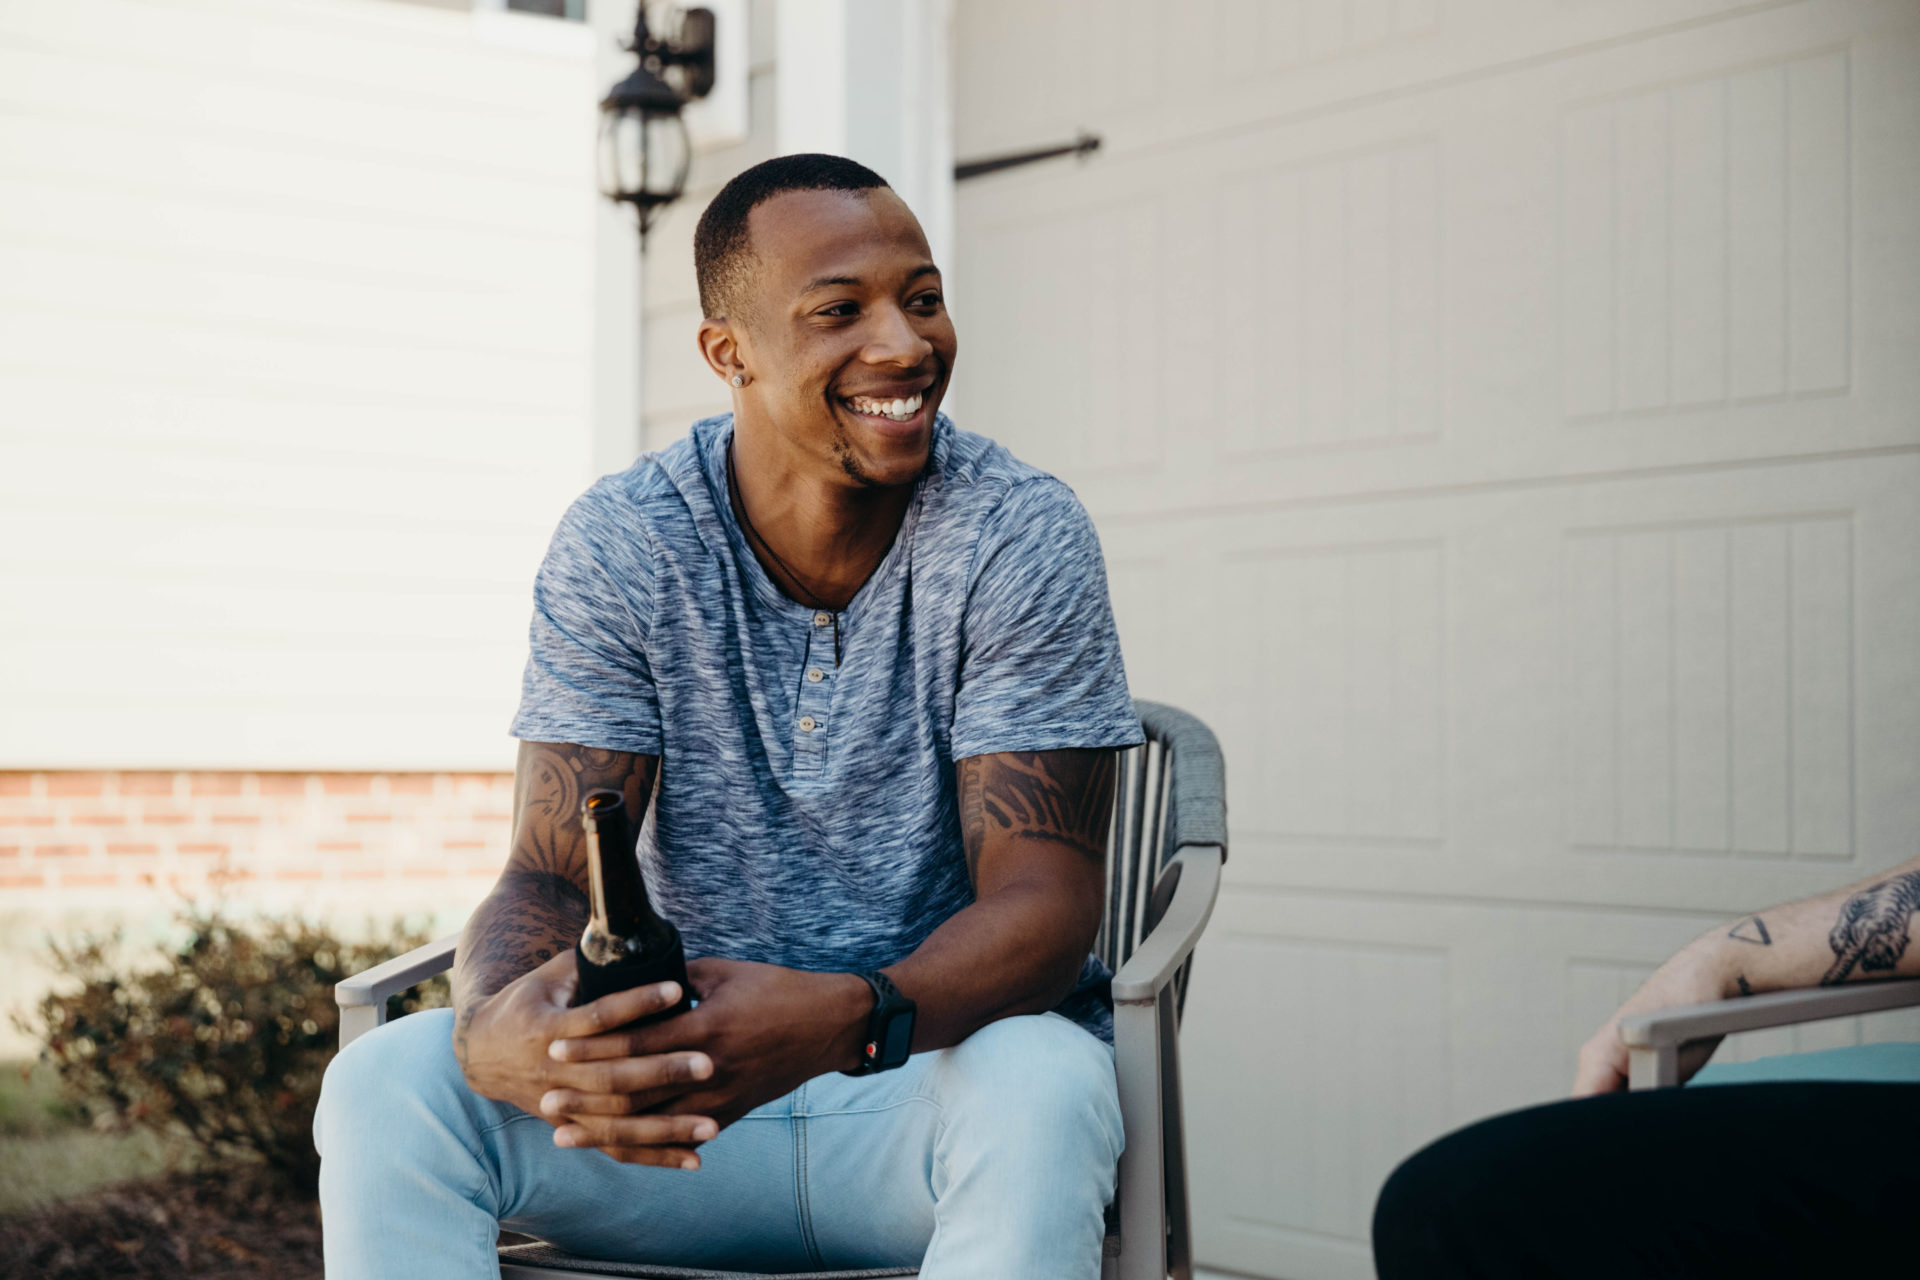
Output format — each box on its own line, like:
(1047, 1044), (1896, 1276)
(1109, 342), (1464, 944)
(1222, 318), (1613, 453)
(842, 390), (925, 423)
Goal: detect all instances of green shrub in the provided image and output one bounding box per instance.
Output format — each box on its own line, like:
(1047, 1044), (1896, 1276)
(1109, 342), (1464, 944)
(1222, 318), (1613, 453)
(14, 908), (448, 1194)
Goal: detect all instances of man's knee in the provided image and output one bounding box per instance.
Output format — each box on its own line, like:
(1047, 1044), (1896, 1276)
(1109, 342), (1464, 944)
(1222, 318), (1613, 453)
(315, 1008), (468, 1158)
(934, 1014), (1123, 1165)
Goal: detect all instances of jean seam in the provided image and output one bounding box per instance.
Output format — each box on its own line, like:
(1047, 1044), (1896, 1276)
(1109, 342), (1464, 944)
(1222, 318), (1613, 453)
(792, 1081), (825, 1269)
(473, 1111), (546, 1217)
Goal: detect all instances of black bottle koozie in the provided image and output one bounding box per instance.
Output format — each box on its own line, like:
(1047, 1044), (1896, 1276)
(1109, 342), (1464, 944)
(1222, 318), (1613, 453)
(572, 923), (695, 1023)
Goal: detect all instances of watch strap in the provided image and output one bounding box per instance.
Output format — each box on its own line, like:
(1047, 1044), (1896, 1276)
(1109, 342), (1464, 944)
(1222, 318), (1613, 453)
(845, 970), (915, 1075)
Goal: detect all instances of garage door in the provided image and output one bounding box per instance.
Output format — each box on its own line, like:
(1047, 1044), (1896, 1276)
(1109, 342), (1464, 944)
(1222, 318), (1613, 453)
(952, 2), (1920, 1276)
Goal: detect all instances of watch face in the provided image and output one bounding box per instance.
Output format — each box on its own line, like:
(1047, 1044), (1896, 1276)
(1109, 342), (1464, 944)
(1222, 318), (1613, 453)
(881, 1010), (914, 1064)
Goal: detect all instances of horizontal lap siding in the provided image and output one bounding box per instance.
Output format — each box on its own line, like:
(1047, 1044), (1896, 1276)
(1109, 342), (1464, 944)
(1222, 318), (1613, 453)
(0, 0), (601, 772)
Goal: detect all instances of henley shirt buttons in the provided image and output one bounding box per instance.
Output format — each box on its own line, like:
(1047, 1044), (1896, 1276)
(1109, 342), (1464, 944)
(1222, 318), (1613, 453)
(799, 716), (817, 732)
(807, 668), (825, 683)
(813, 611), (832, 627)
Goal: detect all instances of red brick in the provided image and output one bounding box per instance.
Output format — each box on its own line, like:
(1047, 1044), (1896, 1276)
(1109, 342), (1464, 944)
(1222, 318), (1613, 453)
(442, 839), (488, 851)
(322, 774), (375, 796)
(34, 844), (86, 858)
(0, 814), (55, 827)
(474, 812), (513, 825)
(343, 869), (388, 880)
(143, 809), (193, 825)
(47, 773), (106, 798)
(190, 773), (245, 797)
(60, 872), (117, 888)
(107, 842), (160, 856)
(177, 842), (229, 856)
(401, 867), (450, 879)
(72, 813), (127, 827)
(345, 813), (392, 824)
(387, 775), (437, 796)
(117, 774), (179, 796)
(0, 874), (46, 889)
(274, 869), (324, 882)
(316, 840), (363, 854)
(255, 774), (311, 797)
(0, 775), (35, 796)
(0, 845), (18, 858)
(211, 813), (261, 826)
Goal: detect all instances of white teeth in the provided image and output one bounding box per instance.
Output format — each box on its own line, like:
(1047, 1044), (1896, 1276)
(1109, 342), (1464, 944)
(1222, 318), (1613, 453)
(846, 392), (923, 421)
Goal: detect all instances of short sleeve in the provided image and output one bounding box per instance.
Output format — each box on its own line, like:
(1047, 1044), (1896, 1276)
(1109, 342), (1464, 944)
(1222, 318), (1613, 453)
(507, 486), (663, 754)
(949, 479), (1143, 760)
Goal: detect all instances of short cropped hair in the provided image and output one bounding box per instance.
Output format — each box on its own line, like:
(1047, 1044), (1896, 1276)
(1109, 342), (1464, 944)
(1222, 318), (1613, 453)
(693, 153), (890, 320)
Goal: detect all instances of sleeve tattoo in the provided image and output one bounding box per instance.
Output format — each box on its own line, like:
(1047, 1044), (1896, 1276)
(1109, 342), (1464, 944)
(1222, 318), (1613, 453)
(956, 749), (1119, 885)
(1823, 870), (1920, 985)
(458, 743), (657, 1001)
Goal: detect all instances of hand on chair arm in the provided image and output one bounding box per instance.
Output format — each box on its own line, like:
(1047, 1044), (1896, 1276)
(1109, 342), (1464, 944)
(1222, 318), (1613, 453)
(1573, 853), (1920, 1097)
(449, 742), (719, 1170)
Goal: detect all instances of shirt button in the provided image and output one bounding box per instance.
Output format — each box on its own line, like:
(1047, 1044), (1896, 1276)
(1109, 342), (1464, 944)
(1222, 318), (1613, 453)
(806, 668), (825, 683)
(813, 611), (832, 627)
(799, 716), (817, 732)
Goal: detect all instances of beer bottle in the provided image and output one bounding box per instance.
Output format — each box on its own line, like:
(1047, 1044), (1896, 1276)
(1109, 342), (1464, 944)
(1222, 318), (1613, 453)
(572, 788), (693, 1018)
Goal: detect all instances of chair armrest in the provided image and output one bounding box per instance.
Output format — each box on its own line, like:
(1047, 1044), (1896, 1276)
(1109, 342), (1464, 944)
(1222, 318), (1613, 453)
(1111, 846), (1222, 1003)
(335, 933), (460, 1049)
(337, 933), (461, 1008)
(1620, 978), (1920, 1048)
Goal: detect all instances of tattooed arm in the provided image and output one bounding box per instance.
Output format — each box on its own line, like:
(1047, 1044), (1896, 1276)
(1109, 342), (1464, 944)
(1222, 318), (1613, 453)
(448, 741), (719, 1168)
(1573, 852), (1920, 1096)
(876, 748), (1118, 1052)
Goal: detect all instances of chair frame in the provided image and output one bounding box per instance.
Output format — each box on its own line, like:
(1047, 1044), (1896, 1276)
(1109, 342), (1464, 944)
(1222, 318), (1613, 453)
(1620, 978), (1920, 1089)
(336, 700), (1227, 1280)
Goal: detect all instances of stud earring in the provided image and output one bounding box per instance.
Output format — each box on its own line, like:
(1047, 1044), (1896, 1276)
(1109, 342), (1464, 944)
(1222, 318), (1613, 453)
(730, 374), (746, 388)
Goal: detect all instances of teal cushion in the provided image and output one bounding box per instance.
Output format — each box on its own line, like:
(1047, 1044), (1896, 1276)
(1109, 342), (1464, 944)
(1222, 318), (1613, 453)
(1690, 1042), (1920, 1086)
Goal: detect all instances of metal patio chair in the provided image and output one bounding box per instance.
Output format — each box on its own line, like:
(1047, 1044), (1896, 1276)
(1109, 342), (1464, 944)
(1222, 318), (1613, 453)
(1621, 978), (1920, 1090)
(336, 699), (1228, 1280)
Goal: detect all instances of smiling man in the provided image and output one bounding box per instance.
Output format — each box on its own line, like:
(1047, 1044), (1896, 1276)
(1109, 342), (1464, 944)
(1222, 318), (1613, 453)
(314, 155), (1142, 1279)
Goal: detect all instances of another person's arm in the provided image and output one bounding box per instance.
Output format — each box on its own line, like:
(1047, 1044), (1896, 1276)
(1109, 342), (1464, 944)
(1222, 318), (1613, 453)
(1573, 854), (1920, 1096)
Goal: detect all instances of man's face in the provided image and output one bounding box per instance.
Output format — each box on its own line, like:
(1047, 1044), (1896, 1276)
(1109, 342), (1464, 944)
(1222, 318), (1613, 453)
(727, 188), (957, 489)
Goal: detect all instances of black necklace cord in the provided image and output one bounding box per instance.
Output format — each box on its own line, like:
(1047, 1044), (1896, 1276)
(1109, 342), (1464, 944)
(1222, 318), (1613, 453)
(727, 438), (843, 666)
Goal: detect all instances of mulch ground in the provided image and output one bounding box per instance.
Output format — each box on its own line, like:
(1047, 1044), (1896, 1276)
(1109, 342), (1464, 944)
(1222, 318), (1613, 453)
(0, 1169), (322, 1280)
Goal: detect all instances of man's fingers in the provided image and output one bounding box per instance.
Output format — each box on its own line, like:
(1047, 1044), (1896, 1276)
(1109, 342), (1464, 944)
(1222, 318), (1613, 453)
(607, 1146), (703, 1170)
(550, 981), (684, 1040)
(554, 1113), (719, 1152)
(544, 1051), (713, 1098)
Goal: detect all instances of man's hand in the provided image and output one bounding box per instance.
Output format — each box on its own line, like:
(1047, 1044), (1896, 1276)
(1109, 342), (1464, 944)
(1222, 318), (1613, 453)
(454, 949), (721, 1168)
(1571, 941), (1728, 1097)
(542, 958), (872, 1148)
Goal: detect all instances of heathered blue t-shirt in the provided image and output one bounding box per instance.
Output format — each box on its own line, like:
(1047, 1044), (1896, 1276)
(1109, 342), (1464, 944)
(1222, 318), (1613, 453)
(509, 414), (1142, 1040)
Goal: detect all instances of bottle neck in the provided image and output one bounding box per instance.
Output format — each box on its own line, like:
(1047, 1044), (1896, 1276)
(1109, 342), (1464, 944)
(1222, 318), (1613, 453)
(581, 791), (672, 949)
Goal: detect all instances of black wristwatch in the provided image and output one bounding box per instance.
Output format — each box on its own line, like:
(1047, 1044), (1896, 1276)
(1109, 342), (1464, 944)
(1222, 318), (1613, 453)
(843, 970), (916, 1075)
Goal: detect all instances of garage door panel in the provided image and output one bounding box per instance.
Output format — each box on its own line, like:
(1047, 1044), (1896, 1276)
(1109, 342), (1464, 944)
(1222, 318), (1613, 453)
(1153, 453), (1915, 918)
(956, 4), (1920, 1277)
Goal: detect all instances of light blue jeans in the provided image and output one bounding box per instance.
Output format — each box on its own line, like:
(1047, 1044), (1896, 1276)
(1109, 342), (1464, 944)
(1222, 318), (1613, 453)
(314, 1008), (1122, 1279)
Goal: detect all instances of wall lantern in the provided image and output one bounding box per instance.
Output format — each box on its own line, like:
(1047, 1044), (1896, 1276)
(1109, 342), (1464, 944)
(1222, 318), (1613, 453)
(598, 5), (716, 240)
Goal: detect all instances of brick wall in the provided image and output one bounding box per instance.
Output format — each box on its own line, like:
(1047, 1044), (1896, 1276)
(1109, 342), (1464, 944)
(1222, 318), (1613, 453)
(0, 769), (516, 1055)
(0, 770), (515, 909)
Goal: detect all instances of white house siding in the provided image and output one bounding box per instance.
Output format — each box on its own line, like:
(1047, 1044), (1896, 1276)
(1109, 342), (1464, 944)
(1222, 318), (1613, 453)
(953, 2), (1920, 1277)
(638, 0), (780, 449)
(0, 0), (602, 773)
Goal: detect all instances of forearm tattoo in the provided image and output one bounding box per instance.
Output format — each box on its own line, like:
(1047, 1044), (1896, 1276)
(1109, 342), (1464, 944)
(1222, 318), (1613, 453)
(1822, 870), (1920, 985)
(454, 743), (656, 1010)
(1727, 916), (1772, 945)
(956, 749), (1118, 885)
